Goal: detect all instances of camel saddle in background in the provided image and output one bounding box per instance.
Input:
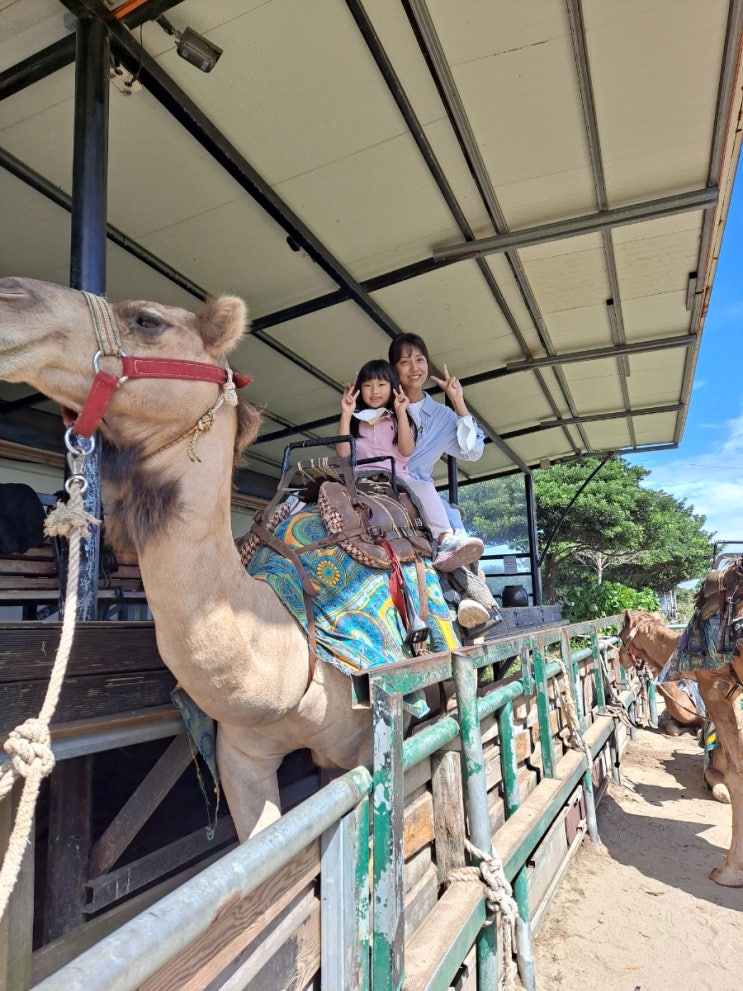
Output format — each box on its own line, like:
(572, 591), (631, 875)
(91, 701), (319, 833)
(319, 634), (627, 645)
(695, 556), (743, 623)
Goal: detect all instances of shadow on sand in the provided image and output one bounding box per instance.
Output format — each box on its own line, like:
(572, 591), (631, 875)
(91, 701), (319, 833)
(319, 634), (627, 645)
(592, 727), (740, 908)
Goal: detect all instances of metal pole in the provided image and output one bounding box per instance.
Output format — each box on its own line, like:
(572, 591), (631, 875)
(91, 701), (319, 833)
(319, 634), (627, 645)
(67, 15), (109, 620)
(451, 652), (500, 990)
(524, 473), (542, 605)
(370, 680), (405, 991)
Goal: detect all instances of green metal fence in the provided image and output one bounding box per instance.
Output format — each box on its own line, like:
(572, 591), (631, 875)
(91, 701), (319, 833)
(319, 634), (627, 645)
(26, 614), (641, 991)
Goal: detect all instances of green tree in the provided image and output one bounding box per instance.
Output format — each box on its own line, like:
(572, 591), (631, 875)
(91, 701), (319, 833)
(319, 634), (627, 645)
(458, 473), (526, 546)
(460, 456), (714, 604)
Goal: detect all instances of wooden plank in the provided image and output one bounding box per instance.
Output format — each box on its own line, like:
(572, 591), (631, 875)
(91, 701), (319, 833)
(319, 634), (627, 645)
(525, 807), (569, 917)
(403, 844), (432, 896)
(138, 840), (321, 991)
(0, 670), (177, 730)
(403, 790), (434, 861)
(403, 862), (439, 942)
(43, 755), (92, 942)
(402, 882), (484, 991)
(31, 846), (234, 985)
(85, 817), (237, 913)
(0, 780), (34, 991)
(243, 899), (320, 991)
(89, 733), (194, 876)
(431, 750), (465, 885)
(0, 622), (163, 676)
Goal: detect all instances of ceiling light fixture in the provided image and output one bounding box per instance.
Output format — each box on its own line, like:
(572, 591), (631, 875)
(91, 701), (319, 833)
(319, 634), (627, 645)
(156, 16), (223, 73)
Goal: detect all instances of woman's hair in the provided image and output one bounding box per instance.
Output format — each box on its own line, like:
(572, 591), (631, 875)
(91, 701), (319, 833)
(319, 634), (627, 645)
(349, 359), (415, 444)
(388, 332), (429, 367)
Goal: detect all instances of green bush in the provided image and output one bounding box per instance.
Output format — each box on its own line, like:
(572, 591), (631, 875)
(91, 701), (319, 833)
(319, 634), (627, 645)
(561, 580), (659, 624)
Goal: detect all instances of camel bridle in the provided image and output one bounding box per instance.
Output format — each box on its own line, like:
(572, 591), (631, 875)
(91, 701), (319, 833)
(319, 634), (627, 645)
(62, 291), (252, 441)
(618, 622), (643, 667)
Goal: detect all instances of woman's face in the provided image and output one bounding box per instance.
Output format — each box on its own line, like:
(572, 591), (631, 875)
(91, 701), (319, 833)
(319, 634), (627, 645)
(394, 347), (428, 400)
(360, 377), (392, 409)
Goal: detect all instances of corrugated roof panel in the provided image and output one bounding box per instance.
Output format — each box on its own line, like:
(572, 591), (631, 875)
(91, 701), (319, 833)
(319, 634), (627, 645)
(585, 0), (728, 201)
(520, 236), (610, 320)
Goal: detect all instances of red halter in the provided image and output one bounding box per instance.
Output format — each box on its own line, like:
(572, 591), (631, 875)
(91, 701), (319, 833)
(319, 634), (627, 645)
(63, 291), (252, 439)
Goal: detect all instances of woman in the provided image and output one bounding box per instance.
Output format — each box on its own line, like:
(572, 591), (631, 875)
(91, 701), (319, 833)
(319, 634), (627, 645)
(389, 333), (484, 573)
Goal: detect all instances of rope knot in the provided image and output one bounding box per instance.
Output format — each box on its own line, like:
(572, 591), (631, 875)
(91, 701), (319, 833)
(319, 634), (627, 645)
(446, 839), (522, 990)
(3, 719), (55, 781)
(44, 496), (101, 540)
(222, 365), (239, 406)
(186, 408), (217, 462)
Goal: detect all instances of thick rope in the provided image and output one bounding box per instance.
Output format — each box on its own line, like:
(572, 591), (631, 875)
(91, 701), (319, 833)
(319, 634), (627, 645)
(556, 654), (592, 770)
(0, 481), (99, 919)
(153, 366), (239, 462)
(446, 838), (522, 991)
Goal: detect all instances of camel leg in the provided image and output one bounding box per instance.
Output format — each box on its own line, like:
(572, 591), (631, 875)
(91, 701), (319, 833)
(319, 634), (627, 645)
(696, 670), (743, 886)
(704, 735), (730, 804)
(216, 725), (283, 841)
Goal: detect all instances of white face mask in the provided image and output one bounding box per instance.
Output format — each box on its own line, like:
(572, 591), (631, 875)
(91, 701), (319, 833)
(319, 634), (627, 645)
(353, 408), (388, 424)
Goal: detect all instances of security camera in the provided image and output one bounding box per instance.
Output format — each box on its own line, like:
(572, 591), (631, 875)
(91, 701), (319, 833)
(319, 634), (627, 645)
(176, 27), (223, 73)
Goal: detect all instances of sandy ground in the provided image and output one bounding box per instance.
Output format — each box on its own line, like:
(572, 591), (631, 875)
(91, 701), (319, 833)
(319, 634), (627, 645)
(532, 723), (742, 991)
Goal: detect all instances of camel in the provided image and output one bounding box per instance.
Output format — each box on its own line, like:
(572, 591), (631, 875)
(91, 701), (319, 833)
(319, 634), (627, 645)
(617, 610), (727, 802)
(0, 276), (429, 840)
(618, 614), (705, 735)
(619, 607), (743, 885)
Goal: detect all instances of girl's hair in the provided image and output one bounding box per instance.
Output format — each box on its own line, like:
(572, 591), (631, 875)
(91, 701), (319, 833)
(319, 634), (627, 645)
(388, 332), (429, 367)
(349, 359), (415, 444)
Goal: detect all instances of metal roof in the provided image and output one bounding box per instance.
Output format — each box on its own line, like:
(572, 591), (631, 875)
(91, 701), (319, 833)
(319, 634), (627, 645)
(1, 0), (742, 500)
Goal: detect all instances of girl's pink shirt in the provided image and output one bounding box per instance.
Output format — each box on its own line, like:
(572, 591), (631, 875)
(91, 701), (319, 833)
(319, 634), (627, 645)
(353, 411), (411, 475)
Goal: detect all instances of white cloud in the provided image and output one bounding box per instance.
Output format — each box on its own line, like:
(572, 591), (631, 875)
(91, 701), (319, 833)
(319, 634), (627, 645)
(634, 405), (743, 538)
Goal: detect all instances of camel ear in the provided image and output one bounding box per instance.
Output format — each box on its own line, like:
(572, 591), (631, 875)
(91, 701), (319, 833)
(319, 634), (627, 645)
(198, 296), (248, 353)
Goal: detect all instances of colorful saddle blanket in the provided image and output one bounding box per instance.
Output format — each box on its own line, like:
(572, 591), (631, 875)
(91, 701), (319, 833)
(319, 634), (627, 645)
(246, 506), (459, 716)
(671, 612), (728, 675)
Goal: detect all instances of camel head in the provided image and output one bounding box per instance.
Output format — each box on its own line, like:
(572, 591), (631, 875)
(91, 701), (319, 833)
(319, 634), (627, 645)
(618, 608), (675, 676)
(0, 277), (261, 550)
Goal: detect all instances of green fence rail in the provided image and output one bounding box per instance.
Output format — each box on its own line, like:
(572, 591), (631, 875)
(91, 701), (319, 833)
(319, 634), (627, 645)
(25, 614), (642, 991)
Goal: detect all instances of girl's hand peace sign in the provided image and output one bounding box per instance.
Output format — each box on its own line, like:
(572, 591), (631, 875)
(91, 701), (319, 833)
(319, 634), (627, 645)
(393, 386), (409, 415)
(341, 382), (359, 413)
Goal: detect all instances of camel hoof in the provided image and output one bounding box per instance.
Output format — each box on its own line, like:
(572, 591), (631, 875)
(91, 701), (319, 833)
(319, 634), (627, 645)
(664, 721), (683, 737)
(711, 783), (731, 804)
(710, 865), (743, 887)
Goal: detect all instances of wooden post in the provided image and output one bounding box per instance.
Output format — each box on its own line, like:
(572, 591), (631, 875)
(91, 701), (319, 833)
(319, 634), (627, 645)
(0, 780), (35, 991)
(43, 756), (92, 943)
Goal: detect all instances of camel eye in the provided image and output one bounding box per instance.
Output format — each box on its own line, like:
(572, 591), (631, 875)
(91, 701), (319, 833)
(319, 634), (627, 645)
(133, 311), (166, 333)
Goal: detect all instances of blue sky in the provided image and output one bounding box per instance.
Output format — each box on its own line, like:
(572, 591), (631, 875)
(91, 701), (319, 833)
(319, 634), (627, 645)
(625, 165), (743, 545)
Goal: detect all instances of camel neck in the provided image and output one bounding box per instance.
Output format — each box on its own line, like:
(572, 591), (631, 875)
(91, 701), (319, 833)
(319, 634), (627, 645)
(129, 410), (310, 724)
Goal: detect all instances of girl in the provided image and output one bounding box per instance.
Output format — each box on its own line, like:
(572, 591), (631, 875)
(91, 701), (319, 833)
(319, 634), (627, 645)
(336, 359), (415, 476)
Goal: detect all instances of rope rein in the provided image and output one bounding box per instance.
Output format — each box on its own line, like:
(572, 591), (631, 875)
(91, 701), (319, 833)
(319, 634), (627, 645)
(0, 480), (100, 919)
(153, 366), (240, 462)
(556, 651), (593, 770)
(446, 838), (522, 991)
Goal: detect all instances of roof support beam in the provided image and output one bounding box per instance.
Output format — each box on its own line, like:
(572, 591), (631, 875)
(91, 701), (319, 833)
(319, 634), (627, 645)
(0, 147), (208, 300)
(0, 1), (184, 101)
(458, 335), (696, 387)
(402, 0), (582, 457)
(100, 15), (406, 345)
(567, 0), (633, 441)
(432, 187), (719, 262)
(501, 404), (683, 440)
(255, 338), (692, 444)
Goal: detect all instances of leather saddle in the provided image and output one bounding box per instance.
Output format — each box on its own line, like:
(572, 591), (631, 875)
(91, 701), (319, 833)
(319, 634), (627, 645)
(695, 557), (743, 623)
(239, 443), (434, 574)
